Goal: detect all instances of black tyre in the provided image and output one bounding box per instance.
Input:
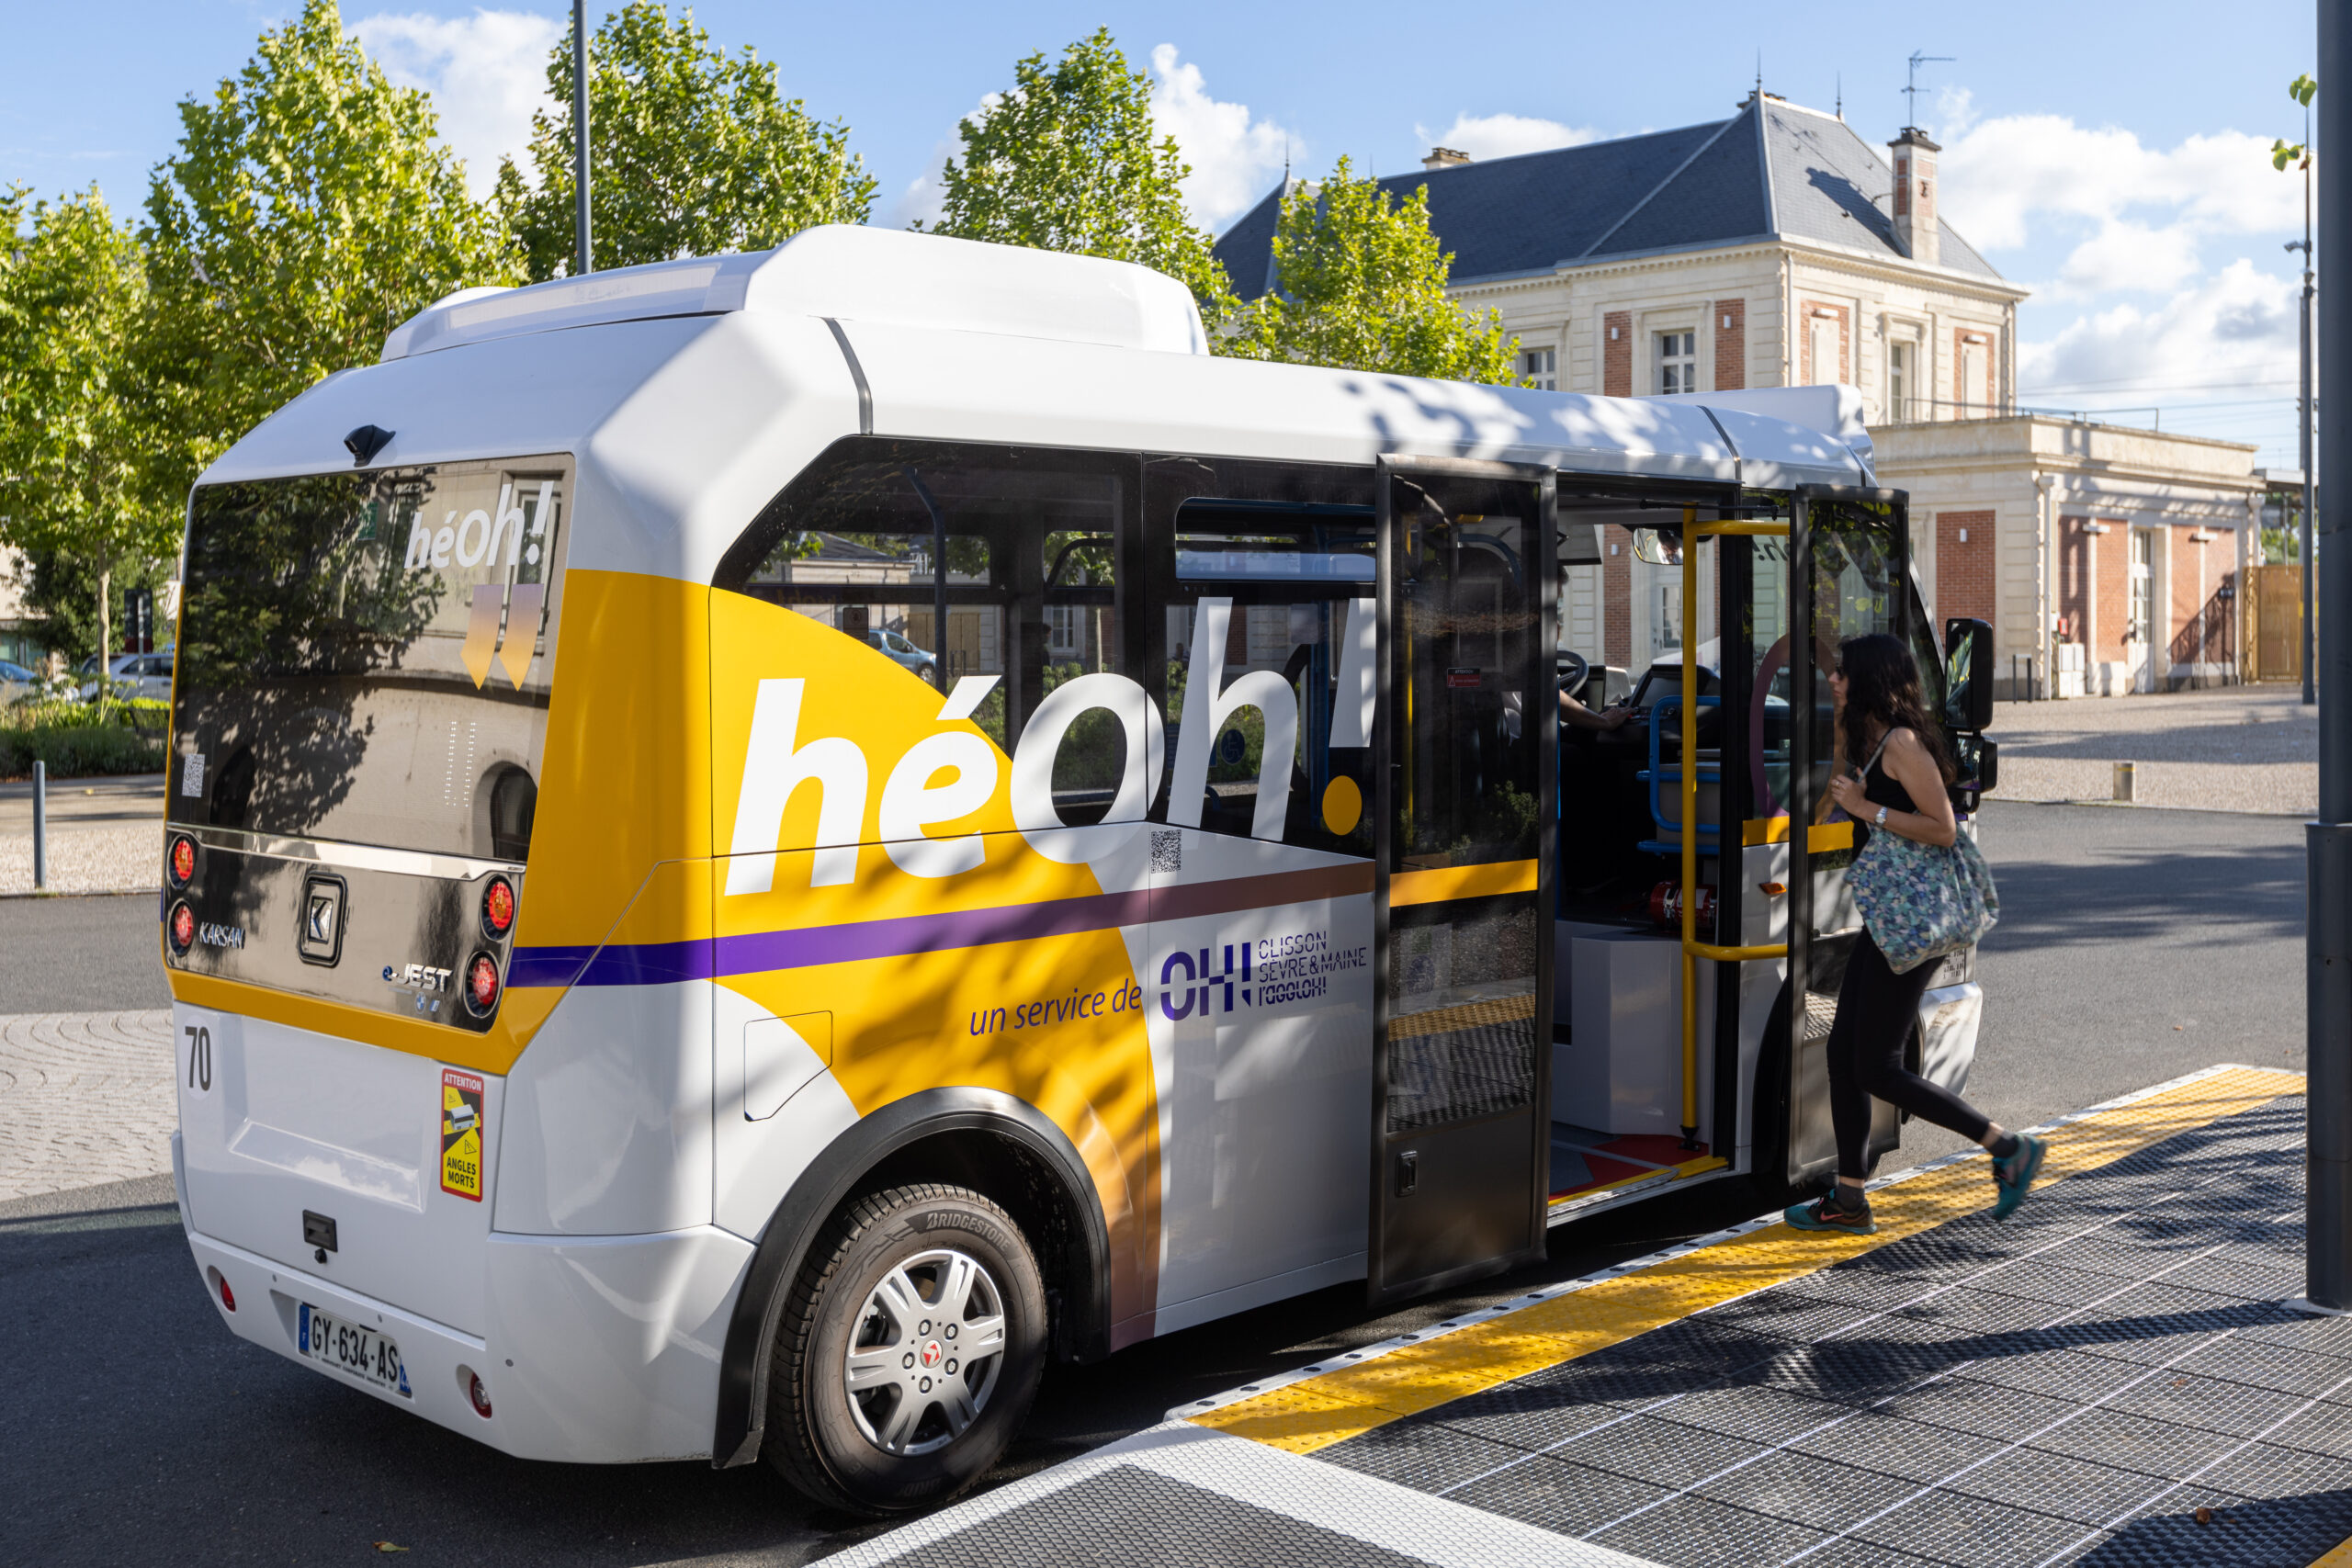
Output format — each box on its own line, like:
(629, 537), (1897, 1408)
(763, 1183), (1046, 1516)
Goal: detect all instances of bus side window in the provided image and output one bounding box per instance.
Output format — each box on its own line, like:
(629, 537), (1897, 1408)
(715, 439), (1142, 829)
(1144, 457), (1377, 856)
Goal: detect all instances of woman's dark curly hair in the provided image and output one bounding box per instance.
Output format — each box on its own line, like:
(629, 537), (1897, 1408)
(1838, 632), (1954, 784)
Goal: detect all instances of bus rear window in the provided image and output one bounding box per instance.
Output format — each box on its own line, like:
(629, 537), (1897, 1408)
(168, 457), (570, 862)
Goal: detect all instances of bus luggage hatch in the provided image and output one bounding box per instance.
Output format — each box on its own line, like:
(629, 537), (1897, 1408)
(1367, 457), (1555, 1307)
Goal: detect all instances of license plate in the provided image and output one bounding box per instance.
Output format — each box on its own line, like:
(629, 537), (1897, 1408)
(299, 1303), (411, 1397)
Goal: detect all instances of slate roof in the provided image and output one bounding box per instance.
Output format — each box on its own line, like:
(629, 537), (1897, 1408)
(1214, 96), (2002, 299)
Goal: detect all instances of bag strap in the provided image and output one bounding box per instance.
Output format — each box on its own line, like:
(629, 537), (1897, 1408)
(1856, 728), (1895, 780)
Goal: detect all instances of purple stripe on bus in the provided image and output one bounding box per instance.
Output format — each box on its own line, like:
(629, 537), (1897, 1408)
(508, 859), (1374, 988)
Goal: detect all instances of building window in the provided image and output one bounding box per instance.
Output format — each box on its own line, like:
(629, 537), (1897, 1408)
(1045, 602), (1081, 659)
(1654, 578), (1682, 649)
(1888, 342), (1912, 422)
(1521, 347), (1555, 389)
(1656, 331), (1695, 394)
(1960, 337), (1987, 417)
(2128, 529), (2153, 643)
(1808, 315), (1841, 386)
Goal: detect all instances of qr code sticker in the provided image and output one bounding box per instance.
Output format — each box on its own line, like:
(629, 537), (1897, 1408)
(181, 752), (206, 797)
(1149, 830), (1181, 874)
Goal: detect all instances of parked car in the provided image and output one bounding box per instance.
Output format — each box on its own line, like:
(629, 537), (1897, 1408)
(78, 649), (174, 702)
(862, 627), (939, 684)
(0, 660), (36, 705)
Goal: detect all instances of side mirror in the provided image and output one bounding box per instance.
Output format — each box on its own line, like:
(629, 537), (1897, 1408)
(1943, 617), (1995, 732)
(1631, 527), (1683, 566)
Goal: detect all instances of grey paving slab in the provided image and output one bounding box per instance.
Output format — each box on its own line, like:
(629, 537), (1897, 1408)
(2019, 1406), (2246, 1483)
(1443, 1458), (1675, 1539)
(1786, 1409), (2007, 1487)
(1587, 1492), (1836, 1568)
(0, 1009), (175, 1201)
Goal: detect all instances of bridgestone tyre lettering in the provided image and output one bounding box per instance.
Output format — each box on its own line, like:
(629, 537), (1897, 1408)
(763, 1183), (1046, 1516)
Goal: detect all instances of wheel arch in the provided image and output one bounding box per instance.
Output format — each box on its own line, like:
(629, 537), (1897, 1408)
(711, 1086), (1114, 1469)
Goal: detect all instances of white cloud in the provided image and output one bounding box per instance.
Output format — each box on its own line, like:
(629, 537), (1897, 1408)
(1933, 99), (2300, 304)
(887, 93), (999, 231)
(1413, 111), (1600, 164)
(2017, 259), (2298, 405)
(1147, 45), (1292, 230)
(350, 9), (560, 197)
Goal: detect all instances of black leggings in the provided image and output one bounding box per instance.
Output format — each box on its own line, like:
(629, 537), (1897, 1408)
(1827, 931), (1991, 1181)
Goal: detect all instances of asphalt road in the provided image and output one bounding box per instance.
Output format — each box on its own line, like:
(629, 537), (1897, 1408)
(0, 799), (2310, 1566)
(0, 891), (170, 1012)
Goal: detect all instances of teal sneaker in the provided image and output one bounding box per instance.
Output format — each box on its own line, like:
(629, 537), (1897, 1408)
(1785, 1194), (1878, 1235)
(1992, 1134), (2047, 1221)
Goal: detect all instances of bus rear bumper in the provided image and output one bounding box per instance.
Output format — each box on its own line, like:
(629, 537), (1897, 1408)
(184, 1223), (755, 1464)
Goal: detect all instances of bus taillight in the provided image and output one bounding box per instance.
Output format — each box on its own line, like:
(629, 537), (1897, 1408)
(169, 901), (196, 954)
(481, 876), (515, 941)
(465, 953), (501, 1017)
(169, 835), (196, 886)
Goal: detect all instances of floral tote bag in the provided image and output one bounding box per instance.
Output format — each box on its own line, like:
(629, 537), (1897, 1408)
(1843, 737), (2001, 975)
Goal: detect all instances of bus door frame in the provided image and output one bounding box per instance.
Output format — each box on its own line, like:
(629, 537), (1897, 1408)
(1366, 454), (1556, 1308)
(1784, 484), (1913, 1186)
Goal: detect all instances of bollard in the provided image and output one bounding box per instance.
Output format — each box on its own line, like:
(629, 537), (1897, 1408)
(2113, 761), (2136, 802)
(31, 759), (47, 890)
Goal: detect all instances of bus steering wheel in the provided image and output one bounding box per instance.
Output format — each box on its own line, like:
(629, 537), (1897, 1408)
(1556, 649), (1590, 702)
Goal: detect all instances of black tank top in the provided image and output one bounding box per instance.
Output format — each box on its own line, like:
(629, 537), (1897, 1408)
(1862, 730), (1918, 816)
(1853, 728), (1918, 849)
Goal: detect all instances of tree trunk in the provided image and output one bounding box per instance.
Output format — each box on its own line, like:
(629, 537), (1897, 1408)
(96, 561), (111, 708)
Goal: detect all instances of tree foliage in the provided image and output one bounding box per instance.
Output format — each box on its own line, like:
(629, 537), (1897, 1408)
(498, 2), (876, 279)
(141, 0), (522, 492)
(0, 186), (181, 667)
(1224, 159), (1521, 382)
(2275, 73), (2319, 169)
(929, 28), (1231, 314)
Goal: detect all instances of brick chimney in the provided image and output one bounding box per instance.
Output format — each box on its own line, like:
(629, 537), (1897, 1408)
(1888, 127), (1940, 267)
(1421, 146), (1472, 171)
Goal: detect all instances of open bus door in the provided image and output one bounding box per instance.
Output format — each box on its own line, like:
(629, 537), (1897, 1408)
(1778, 486), (1917, 1187)
(1366, 457), (1557, 1307)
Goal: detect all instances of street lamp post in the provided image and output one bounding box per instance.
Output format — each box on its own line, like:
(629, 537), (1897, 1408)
(572, 0), (592, 276)
(2310, 13), (2351, 1314)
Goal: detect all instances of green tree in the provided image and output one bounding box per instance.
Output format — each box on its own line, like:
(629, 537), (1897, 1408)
(1225, 159), (1521, 383)
(498, 2), (877, 280)
(0, 186), (181, 680)
(141, 0), (522, 496)
(929, 28), (1232, 315)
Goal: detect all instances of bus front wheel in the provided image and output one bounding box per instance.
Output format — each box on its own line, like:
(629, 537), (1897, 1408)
(763, 1182), (1047, 1516)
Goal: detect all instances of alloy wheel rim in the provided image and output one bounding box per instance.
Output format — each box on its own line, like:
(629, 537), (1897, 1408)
(842, 1247), (1008, 1456)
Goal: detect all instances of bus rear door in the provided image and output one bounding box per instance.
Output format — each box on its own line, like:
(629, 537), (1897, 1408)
(1367, 457), (1556, 1306)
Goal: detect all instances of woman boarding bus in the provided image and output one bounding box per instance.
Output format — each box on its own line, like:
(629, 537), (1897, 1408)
(164, 226), (1995, 1514)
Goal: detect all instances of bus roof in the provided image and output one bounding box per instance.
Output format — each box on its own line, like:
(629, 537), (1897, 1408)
(200, 226), (1879, 582)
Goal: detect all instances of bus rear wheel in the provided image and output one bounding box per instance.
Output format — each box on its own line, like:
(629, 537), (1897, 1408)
(763, 1183), (1046, 1516)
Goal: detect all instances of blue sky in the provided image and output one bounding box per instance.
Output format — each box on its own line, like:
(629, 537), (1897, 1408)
(4, 0), (2322, 465)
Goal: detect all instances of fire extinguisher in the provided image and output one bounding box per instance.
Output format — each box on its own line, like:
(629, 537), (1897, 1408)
(1648, 880), (1718, 930)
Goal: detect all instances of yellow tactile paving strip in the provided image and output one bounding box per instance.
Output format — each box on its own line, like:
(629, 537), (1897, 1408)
(2315, 1538), (2352, 1568)
(1191, 1064), (2307, 1457)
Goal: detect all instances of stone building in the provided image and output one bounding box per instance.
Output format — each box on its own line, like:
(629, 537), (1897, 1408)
(1214, 90), (2259, 696)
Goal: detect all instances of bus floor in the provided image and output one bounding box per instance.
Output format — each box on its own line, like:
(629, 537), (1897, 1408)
(829, 1065), (2352, 1568)
(1550, 1122), (1713, 1203)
